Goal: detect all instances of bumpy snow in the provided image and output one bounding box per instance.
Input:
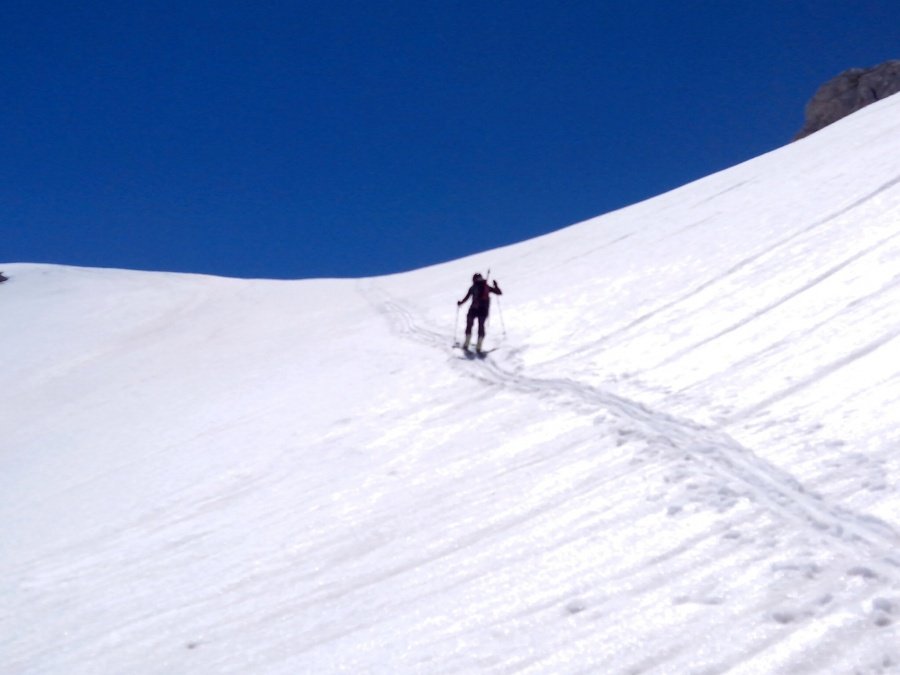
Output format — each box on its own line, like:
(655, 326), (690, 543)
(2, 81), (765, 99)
(4, 94), (900, 673)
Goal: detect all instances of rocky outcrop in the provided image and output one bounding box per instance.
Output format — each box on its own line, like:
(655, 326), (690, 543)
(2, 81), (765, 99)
(795, 60), (900, 140)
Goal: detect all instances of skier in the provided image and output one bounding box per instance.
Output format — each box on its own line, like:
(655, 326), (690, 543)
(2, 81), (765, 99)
(457, 273), (502, 352)
(0, 271), (7, 283)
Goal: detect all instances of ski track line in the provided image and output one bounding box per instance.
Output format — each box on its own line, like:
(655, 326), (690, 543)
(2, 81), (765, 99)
(687, 178), (755, 208)
(665, 270), (900, 400)
(362, 284), (900, 582)
(554, 173), (900, 365)
(474, 358), (900, 576)
(728, 319), (900, 424)
(653, 226), (900, 370)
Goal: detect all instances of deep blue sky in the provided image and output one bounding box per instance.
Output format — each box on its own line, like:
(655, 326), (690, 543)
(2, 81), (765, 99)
(4, 1), (900, 279)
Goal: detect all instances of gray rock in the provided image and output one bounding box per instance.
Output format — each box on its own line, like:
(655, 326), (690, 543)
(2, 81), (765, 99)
(795, 60), (900, 140)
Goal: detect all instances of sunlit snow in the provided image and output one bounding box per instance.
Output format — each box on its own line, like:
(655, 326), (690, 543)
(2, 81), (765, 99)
(4, 94), (900, 673)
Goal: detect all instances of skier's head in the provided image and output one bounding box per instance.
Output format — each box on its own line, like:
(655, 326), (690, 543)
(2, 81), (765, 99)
(472, 273), (483, 283)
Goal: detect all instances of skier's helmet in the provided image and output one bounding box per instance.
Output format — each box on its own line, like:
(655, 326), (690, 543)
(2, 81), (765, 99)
(473, 273), (483, 282)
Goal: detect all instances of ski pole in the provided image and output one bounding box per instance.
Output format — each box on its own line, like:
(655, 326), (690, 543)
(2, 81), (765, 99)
(484, 269), (491, 332)
(485, 268), (505, 337)
(453, 303), (460, 344)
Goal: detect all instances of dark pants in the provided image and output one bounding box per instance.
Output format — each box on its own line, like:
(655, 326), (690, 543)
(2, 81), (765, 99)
(466, 306), (489, 338)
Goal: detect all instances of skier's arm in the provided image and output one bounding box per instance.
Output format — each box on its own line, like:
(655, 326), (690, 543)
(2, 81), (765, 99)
(490, 280), (502, 295)
(458, 286), (473, 305)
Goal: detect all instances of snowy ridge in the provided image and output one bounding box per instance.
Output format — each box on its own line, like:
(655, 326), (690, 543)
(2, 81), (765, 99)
(4, 94), (900, 673)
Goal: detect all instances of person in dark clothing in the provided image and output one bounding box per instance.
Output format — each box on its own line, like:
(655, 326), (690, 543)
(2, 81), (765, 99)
(457, 273), (502, 352)
(0, 271), (7, 283)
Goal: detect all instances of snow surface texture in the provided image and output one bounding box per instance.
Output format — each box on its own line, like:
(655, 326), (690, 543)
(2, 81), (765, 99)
(4, 95), (900, 674)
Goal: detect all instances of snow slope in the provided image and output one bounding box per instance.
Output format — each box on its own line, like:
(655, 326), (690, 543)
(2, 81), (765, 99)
(4, 94), (900, 673)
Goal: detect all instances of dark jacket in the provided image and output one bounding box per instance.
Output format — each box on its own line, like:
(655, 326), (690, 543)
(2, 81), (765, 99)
(459, 279), (501, 312)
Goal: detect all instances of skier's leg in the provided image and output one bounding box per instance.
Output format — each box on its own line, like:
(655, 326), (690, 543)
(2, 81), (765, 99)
(463, 309), (475, 349)
(476, 311), (487, 352)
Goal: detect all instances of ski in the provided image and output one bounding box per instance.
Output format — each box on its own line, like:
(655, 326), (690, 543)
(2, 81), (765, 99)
(452, 343), (495, 359)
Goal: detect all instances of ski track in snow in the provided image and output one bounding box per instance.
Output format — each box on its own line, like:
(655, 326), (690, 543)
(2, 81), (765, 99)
(365, 283), (900, 592)
(653, 226), (900, 373)
(556, 172), (900, 367)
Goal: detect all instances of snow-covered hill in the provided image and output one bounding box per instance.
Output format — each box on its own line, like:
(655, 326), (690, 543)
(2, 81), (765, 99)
(4, 94), (900, 674)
